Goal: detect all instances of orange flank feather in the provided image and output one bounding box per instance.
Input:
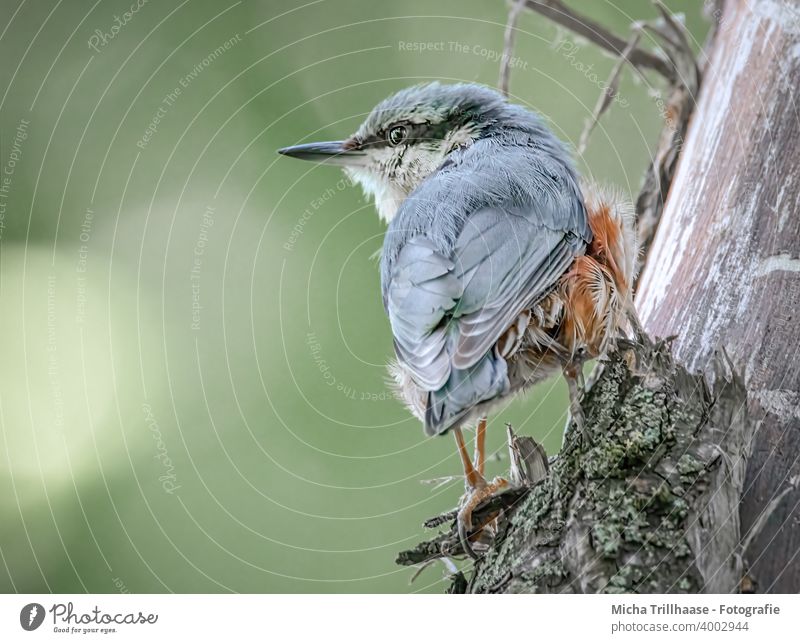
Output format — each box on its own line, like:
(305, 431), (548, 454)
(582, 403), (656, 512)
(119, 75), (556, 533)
(498, 183), (638, 374)
(388, 183), (637, 426)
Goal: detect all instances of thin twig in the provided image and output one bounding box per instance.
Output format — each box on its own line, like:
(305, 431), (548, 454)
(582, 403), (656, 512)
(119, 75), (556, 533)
(633, 1), (700, 272)
(420, 475), (460, 490)
(502, 0), (696, 264)
(651, 1), (701, 81)
(408, 556), (459, 584)
(577, 30), (642, 155)
(499, 0), (528, 96)
(424, 510), (457, 529)
(523, 0), (673, 79)
(653, 1), (695, 55)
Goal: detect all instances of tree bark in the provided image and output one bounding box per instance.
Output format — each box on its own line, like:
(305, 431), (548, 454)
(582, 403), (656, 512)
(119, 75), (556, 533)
(400, 339), (757, 593)
(636, 0), (800, 593)
(398, 0), (800, 593)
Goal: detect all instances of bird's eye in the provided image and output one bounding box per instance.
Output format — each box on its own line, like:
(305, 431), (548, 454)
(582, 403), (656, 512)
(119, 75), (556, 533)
(387, 125), (407, 147)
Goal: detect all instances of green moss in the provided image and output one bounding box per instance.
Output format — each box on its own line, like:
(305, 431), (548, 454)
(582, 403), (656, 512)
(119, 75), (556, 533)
(582, 440), (628, 478)
(606, 564), (643, 593)
(514, 558), (567, 592)
(458, 343), (721, 594)
(590, 486), (650, 557)
(677, 453), (706, 475)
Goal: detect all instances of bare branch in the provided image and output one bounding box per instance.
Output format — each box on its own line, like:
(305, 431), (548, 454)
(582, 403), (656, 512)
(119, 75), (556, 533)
(633, 3), (699, 270)
(515, 0), (698, 264)
(577, 31), (642, 155)
(523, 0), (673, 79)
(499, 0), (528, 96)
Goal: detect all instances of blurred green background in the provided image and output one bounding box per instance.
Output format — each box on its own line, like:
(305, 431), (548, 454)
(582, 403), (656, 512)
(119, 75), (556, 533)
(0, 0), (708, 593)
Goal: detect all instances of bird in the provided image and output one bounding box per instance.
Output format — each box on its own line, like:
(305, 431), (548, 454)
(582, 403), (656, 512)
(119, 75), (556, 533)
(279, 82), (639, 558)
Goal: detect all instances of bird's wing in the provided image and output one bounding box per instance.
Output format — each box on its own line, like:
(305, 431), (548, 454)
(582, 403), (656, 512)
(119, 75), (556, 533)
(450, 208), (577, 368)
(386, 235), (461, 390)
(386, 203), (584, 391)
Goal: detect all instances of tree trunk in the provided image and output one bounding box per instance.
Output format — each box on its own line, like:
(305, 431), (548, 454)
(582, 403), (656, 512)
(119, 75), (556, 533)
(636, 0), (800, 593)
(398, 0), (800, 593)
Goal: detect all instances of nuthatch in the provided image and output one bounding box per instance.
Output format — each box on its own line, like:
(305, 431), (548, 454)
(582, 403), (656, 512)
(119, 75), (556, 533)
(279, 82), (638, 558)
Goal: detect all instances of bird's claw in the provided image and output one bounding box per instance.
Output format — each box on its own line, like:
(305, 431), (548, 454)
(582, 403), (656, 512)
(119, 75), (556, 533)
(457, 507), (478, 560)
(456, 477), (508, 559)
(570, 401), (591, 446)
(564, 362), (591, 446)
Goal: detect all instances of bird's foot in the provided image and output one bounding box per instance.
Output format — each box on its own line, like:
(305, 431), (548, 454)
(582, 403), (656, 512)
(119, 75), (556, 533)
(569, 399), (591, 447)
(457, 476), (508, 560)
(626, 305), (652, 349)
(564, 362), (591, 446)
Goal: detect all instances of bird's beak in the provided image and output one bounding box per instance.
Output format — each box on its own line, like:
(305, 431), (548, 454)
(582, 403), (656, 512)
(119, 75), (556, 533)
(277, 140), (367, 167)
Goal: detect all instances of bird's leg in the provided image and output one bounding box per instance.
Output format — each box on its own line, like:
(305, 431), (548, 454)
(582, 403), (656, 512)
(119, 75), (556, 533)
(453, 426), (483, 490)
(563, 360), (589, 444)
(473, 417), (487, 476)
(626, 301), (650, 347)
(453, 426), (507, 559)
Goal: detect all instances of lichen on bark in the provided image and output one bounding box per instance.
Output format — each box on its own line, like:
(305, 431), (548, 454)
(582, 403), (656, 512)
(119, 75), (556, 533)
(399, 338), (754, 594)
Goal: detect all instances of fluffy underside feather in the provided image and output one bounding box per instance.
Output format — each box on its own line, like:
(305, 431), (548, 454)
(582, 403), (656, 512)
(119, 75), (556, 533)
(387, 181), (636, 436)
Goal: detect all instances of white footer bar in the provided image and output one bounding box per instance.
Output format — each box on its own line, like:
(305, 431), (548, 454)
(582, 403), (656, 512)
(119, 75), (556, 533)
(1, 594), (797, 642)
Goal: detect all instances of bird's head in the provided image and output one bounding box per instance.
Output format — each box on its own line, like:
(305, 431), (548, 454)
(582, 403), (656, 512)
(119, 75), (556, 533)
(278, 82), (512, 222)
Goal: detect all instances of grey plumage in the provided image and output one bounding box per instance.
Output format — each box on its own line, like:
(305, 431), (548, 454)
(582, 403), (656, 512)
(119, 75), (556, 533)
(280, 82), (593, 437)
(377, 84), (590, 435)
(279, 81), (636, 558)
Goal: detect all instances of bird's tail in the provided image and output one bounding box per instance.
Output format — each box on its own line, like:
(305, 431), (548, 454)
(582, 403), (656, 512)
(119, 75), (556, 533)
(423, 350), (509, 436)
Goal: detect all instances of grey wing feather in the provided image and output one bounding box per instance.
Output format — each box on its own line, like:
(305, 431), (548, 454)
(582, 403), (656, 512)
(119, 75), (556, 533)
(386, 206), (582, 391)
(450, 209), (576, 369)
(386, 237), (461, 390)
